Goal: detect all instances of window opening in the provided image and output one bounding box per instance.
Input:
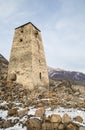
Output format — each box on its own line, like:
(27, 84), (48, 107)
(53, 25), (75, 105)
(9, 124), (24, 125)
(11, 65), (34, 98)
(21, 30), (23, 33)
(34, 31), (38, 38)
(20, 38), (23, 42)
(39, 72), (42, 79)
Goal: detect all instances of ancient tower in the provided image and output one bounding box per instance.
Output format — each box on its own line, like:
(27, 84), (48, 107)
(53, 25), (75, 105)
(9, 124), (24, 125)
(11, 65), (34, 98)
(8, 22), (49, 90)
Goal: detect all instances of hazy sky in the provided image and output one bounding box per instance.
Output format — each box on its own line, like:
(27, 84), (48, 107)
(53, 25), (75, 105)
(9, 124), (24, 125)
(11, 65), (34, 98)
(0, 0), (85, 73)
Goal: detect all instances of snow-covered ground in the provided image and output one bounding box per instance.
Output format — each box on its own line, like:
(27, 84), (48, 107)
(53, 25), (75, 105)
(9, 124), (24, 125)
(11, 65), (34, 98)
(28, 107), (85, 126)
(0, 123), (27, 130)
(45, 107), (85, 126)
(0, 101), (85, 129)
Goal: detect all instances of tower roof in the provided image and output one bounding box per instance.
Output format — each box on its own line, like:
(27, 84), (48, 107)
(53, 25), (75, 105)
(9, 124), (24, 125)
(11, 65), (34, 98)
(15, 22), (41, 32)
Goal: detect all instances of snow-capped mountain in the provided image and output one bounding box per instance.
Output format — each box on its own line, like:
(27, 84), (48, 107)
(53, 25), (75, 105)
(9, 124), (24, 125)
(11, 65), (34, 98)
(48, 66), (85, 86)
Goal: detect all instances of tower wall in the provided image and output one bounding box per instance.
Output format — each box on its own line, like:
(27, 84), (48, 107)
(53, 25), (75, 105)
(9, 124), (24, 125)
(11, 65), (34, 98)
(8, 23), (49, 90)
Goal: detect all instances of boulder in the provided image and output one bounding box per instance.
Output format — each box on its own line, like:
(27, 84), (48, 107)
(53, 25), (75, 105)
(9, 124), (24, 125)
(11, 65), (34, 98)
(74, 116), (83, 123)
(2, 120), (12, 128)
(35, 107), (45, 117)
(79, 127), (85, 130)
(37, 103), (44, 107)
(42, 122), (52, 130)
(27, 118), (41, 130)
(66, 123), (79, 130)
(7, 102), (13, 109)
(50, 114), (62, 123)
(18, 109), (28, 117)
(8, 108), (18, 116)
(58, 123), (65, 130)
(62, 113), (72, 124)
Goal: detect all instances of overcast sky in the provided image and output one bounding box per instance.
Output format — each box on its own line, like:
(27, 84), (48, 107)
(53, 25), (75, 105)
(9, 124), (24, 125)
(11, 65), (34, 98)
(0, 0), (85, 73)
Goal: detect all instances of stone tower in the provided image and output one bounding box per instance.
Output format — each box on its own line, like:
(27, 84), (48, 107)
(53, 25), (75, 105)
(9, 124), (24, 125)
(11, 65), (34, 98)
(8, 22), (49, 90)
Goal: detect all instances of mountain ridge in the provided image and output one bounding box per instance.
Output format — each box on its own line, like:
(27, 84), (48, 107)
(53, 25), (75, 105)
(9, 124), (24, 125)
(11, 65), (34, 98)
(0, 54), (8, 80)
(48, 66), (85, 86)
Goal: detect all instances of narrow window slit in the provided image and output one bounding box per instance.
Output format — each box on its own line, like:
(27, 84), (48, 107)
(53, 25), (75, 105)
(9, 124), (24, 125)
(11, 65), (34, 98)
(39, 72), (42, 79)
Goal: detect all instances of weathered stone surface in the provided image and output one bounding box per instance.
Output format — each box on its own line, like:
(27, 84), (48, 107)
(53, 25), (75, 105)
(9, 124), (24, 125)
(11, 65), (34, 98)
(58, 123), (65, 130)
(8, 108), (18, 116)
(51, 122), (59, 129)
(79, 127), (85, 130)
(42, 122), (52, 130)
(9, 73), (16, 81)
(35, 107), (45, 117)
(18, 109), (28, 117)
(74, 116), (83, 123)
(27, 118), (41, 130)
(8, 22), (49, 90)
(62, 113), (72, 124)
(66, 123), (79, 130)
(7, 102), (13, 109)
(2, 120), (12, 128)
(0, 76), (85, 130)
(50, 114), (62, 123)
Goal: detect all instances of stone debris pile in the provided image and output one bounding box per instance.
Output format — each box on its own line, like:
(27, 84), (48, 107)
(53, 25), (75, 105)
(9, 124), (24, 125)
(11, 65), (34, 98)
(0, 81), (85, 129)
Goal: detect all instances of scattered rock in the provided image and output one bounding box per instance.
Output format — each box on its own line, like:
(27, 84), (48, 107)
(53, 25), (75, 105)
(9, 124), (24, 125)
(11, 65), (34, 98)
(74, 91), (80, 96)
(2, 120), (12, 128)
(74, 116), (83, 123)
(35, 107), (45, 117)
(58, 123), (65, 130)
(42, 122), (52, 130)
(66, 123), (79, 130)
(18, 109), (28, 117)
(50, 114), (62, 123)
(26, 118), (41, 130)
(62, 113), (72, 124)
(8, 108), (18, 116)
(37, 103), (44, 107)
(0, 64), (85, 130)
(79, 127), (85, 130)
(0, 104), (8, 110)
(7, 102), (13, 109)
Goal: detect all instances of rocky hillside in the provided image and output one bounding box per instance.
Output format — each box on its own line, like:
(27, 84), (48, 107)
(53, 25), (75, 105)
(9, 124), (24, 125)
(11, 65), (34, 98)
(0, 54), (8, 80)
(0, 80), (85, 129)
(0, 56), (85, 129)
(48, 66), (85, 86)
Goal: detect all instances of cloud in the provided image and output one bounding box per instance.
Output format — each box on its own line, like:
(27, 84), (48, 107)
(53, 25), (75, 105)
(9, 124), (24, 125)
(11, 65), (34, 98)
(0, 0), (85, 73)
(40, 0), (85, 73)
(0, 0), (18, 18)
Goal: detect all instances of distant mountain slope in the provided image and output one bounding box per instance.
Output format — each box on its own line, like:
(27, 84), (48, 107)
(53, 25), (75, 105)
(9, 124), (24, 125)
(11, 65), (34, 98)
(48, 66), (85, 86)
(0, 54), (8, 80)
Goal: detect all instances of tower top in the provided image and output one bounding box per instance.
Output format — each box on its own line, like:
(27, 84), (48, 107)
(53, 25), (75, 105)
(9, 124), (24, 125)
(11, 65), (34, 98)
(15, 22), (41, 32)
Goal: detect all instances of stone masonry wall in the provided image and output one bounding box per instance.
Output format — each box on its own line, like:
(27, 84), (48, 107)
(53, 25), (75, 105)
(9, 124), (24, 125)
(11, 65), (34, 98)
(31, 25), (49, 88)
(8, 23), (49, 90)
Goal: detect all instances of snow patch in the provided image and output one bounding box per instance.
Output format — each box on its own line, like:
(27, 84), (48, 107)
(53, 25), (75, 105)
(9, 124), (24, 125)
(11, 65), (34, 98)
(0, 123), (27, 130)
(0, 110), (8, 119)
